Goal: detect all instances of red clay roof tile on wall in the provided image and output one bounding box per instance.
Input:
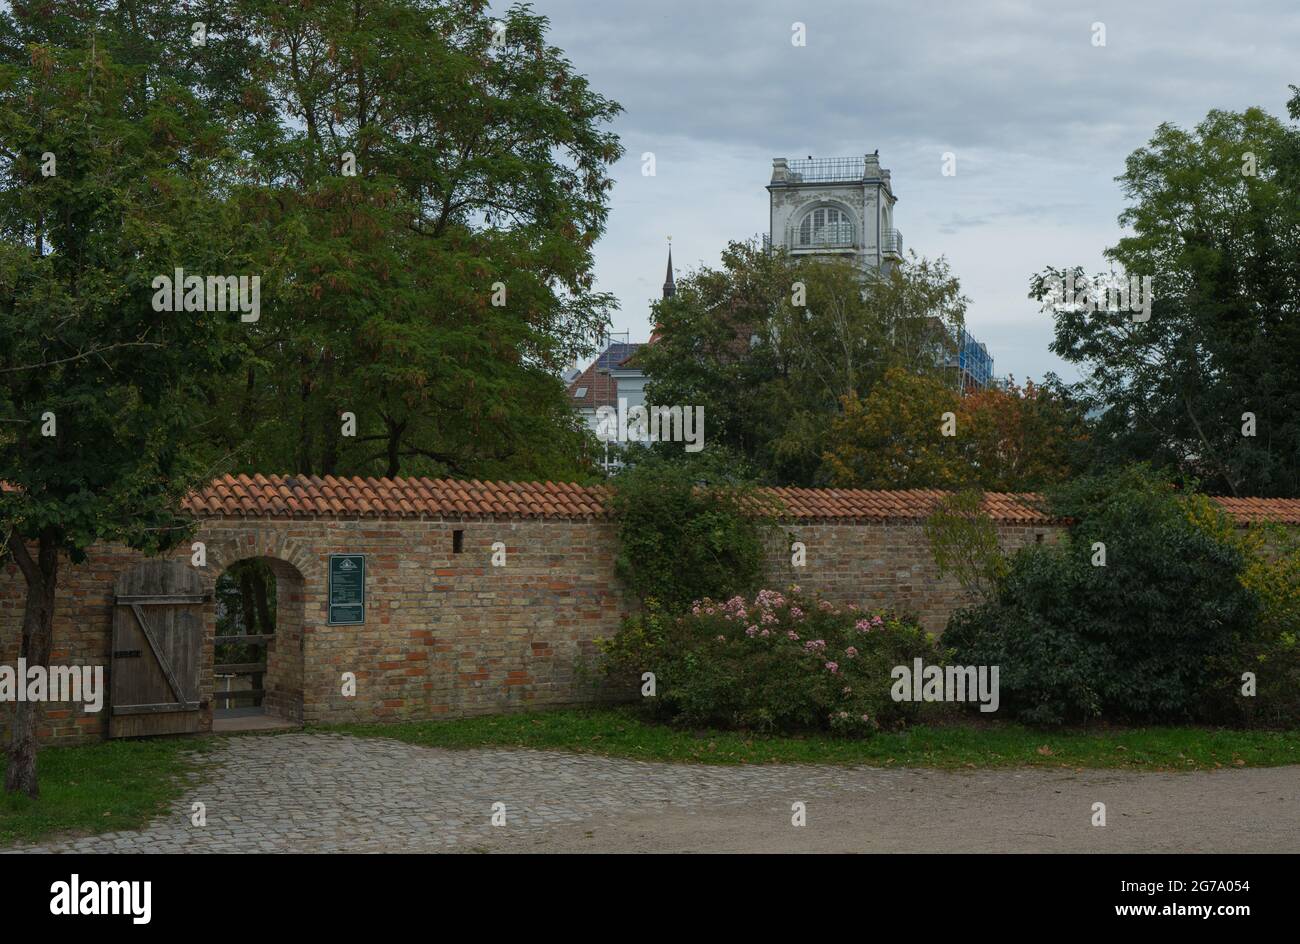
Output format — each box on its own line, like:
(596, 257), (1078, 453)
(4, 474), (1298, 524)
(176, 474), (1300, 524)
(1211, 496), (1300, 524)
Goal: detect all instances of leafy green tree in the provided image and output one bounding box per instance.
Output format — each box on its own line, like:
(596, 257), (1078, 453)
(639, 241), (966, 485)
(635, 241), (789, 477)
(6, 1), (624, 483)
(1035, 100), (1300, 497)
(200, 0), (623, 480)
(822, 368), (965, 489)
(0, 38), (245, 795)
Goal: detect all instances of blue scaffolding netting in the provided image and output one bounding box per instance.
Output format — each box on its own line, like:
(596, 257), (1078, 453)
(951, 328), (993, 388)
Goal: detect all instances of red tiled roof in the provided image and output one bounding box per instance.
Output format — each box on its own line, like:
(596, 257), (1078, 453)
(180, 475), (1300, 524)
(761, 487), (1052, 523)
(565, 359), (618, 410)
(564, 342), (646, 410)
(184, 475), (612, 520)
(1210, 496), (1300, 525)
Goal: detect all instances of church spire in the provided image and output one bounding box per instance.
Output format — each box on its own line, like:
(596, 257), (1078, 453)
(662, 237), (675, 299)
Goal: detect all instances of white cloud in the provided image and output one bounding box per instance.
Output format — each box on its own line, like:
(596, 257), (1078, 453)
(527, 0), (1300, 383)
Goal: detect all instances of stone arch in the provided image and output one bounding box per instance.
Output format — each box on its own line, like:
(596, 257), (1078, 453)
(198, 528), (324, 587)
(199, 527), (316, 726)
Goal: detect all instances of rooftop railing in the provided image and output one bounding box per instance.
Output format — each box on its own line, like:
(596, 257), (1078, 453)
(781, 156), (869, 184)
(796, 223), (857, 250)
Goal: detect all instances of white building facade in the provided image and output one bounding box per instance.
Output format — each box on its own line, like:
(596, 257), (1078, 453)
(767, 153), (903, 273)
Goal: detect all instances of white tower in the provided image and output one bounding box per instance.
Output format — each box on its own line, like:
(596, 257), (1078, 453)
(767, 153), (902, 273)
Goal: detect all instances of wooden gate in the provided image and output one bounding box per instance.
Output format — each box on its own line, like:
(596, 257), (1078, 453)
(110, 560), (209, 738)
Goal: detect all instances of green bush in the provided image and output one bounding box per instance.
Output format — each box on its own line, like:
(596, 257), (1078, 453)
(923, 488), (1008, 603)
(610, 453), (775, 614)
(599, 586), (945, 736)
(1230, 522), (1300, 725)
(944, 466), (1263, 725)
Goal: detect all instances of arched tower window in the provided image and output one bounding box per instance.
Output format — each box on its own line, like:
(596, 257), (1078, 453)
(796, 206), (855, 248)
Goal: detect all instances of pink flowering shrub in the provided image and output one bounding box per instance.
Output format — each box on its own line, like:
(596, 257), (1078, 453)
(599, 587), (944, 736)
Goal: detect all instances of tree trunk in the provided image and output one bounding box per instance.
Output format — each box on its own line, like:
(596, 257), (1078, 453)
(239, 569), (257, 635)
(4, 529), (59, 798)
(319, 351), (337, 475)
(239, 365), (257, 439)
(320, 408), (338, 476)
(297, 351), (314, 475)
(253, 568), (274, 634)
(384, 419), (405, 478)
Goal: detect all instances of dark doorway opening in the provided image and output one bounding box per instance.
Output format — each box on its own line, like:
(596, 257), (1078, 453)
(212, 558), (299, 732)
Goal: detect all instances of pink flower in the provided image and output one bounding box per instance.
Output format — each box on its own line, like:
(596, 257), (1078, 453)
(845, 646), (858, 659)
(787, 631), (799, 641)
(760, 629), (771, 637)
(715, 635), (725, 642)
(871, 615), (884, 626)
(824, 661), (839, 673)
(745, 625), (758, 637)
(803, 639), (826, 653)
(854, 619), (871, 632)
(789, 606), (804, 619)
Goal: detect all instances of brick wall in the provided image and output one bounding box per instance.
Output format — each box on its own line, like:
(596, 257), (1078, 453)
(766, 521), (1059, 631)
(2, 516), (633, 746)
(0, 513), (1060, 746)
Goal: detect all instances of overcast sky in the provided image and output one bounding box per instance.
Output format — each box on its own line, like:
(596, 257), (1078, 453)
(525, 0), (1299, 383)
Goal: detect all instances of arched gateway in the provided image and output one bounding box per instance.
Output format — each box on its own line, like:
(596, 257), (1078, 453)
(108, 549), (307, 737)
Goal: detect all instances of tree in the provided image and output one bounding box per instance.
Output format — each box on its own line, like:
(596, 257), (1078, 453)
(0, 37), (244, 794)
(639, 241), (967, 485)
(955, 376), (1090, 491)
(822, 368), (966, 489)
(196, 0), (623, 480)
(609, 451), (775, 615)
(635, 240), (791, 477)
(923, 490), (1008, 603)
(824, 372), (1089, 492)
(1034, 100), (1300, 497)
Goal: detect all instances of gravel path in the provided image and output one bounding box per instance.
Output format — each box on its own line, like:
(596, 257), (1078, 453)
(8, 732), (1298, 853)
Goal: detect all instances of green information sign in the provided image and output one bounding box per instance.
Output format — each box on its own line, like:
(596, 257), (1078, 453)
(328, 554), (366, 625)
